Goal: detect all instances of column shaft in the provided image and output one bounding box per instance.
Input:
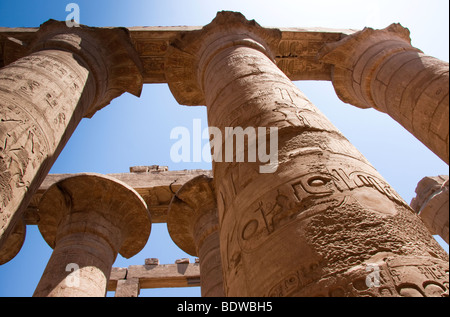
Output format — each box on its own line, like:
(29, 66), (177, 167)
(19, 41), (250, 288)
(165, 11), (449, 297)
(167, 175), (225, 297)
(34, 228), (119, 297)
(320, 24), (449, 164)
(371, 51), (448, 163)
(33, 173), (151, 297)
(0, 49), (94, 244)
(0, 21), (143, 251)
(201, 38), (448, 297)
(195, 214), (224, 297)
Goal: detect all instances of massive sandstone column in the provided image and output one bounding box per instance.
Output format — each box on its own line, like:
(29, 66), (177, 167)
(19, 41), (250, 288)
(0, 217), (25, 265)
(411, 175), (449, 245)
(166, 11), (449, 297)
(167, 175), (225, 297)
(319, 24), (449, 164)
(33, 173), (151, 297)
(0, 20), (143, 253)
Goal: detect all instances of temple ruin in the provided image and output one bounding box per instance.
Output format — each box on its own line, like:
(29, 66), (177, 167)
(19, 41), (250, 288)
(0, 11), (448, 297)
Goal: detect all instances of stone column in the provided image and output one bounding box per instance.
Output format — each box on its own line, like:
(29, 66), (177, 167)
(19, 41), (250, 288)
(0, 20), (143, 252)
(319, 24), (449, 164)
(33, 173), (151, 297)
(0, 217), (25, 265)
(411, 175), (449, 244)
(166, 11), (449, 297)
(167, 175), (224, 297)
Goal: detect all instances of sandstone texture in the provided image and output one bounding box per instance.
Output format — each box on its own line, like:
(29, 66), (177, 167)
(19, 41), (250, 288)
(0, 11), (448, 297)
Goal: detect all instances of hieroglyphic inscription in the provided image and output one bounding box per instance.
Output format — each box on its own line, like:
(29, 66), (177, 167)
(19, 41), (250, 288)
(0, 50), (90, 238)
(267, 271), (302, 297)
(235, 165), (407, 252)
(0, 100), (47, 218)
(266, 256), (449, 297)
(275, 37), (341, 80)
(329, 167), (405, 205)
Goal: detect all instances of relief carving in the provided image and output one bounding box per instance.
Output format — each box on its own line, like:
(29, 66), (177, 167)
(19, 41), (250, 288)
(0, 105), (47, 218)
(266, 255), (449, 297)
(234, 164), (407, 253)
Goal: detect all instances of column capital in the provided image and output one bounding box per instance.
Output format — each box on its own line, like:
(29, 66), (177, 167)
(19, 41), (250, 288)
(165, 11), (281, 106)
(411, 175), (449, 244)
(318, 23), (420, 110)
(318, 23), (449, 164)
(37, 173), (151, 259)
(29, 20), (144, 118)
(167, 175), (217, 256)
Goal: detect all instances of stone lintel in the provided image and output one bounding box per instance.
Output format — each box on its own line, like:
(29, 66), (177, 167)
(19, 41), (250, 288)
(0, 18), (356, 85)
(24, 169), (212, 225)
(107, 263), (201, 292)
(115, 278), (140, 297)
(108, 267), (128, 291)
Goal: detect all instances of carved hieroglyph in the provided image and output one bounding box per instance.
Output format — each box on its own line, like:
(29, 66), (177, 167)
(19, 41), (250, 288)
(166, 11), (449, 297)
(33, 173), (151, 297)
(319, 24), (449, 164)
(0, 20), (143, 252)
(168, 175), (225, 297)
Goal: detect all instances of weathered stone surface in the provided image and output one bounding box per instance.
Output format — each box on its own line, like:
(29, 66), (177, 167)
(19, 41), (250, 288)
(411, 175), (449, 244)
(33, 173), (151, 297)
(110, 267), (128, 280)
(145, 258), (160, 265)
(175, 258), (190, 264)
(319, 24), (449, 164)
(168, 175), (224, 297)
(0, 20), (143, 260)
(108, 267), (127, 291)
(115, 278), (140, 297)
(129, 165), (169, 173)
(166, 11), (449, 297)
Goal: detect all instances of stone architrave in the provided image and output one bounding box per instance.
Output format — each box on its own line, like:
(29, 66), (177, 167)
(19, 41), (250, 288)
(0, 20), (143, 252)
(33, 173), (151, 297)
(166, 11), (449, 297)
(167, 175), (224, 297)
(411, 175), (449, 244)
(115, 278), (140, 297)
(319, 24), (449, 164)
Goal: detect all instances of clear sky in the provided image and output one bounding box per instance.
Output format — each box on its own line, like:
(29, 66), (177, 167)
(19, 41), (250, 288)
(0, 0), (448, 297)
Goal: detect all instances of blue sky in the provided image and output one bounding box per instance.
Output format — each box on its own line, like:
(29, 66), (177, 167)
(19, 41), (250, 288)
(0, 0), (448, 297)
